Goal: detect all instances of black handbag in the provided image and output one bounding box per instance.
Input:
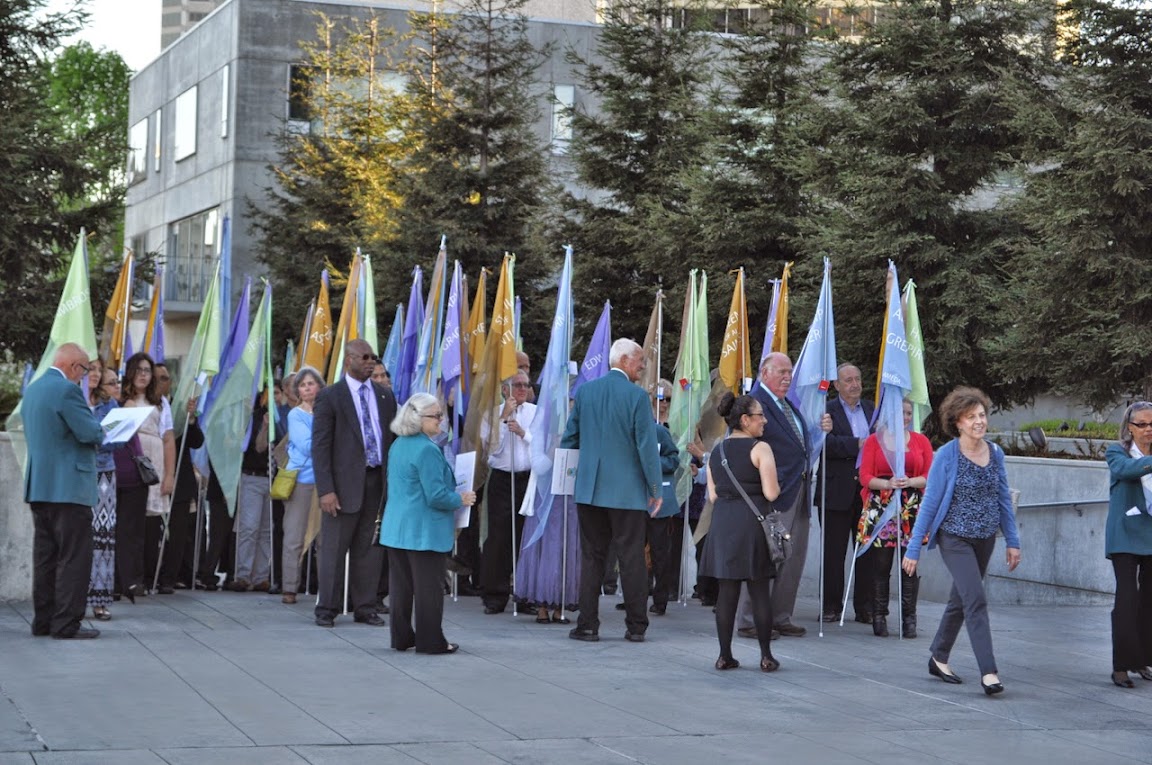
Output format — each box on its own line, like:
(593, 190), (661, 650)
(718, 439), (791, 565)
(134, 455), (160, 486)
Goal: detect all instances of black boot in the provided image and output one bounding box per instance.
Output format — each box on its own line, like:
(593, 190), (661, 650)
(872, 574), (890, 637)
(901, 570), (919, 639)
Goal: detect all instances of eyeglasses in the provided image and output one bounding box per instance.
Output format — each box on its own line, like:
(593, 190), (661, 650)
(1129, 421), (1152, 430)
(510, 383), (531, 389)
(359, 353), (378, 362)
(746, 412), (767, 419)
(156, 375), (170, 383)
(103, 380), (120, 387)
(422, 412), (444, 421)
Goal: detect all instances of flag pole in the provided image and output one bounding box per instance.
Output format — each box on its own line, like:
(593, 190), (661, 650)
(191, 482), (206, 589)
(818, 446), (826, 637)
(151, 403), (193, 592)
(896, 488), (903, 640)
(510, 426), (518, 617)
(841, 541), (857, 627)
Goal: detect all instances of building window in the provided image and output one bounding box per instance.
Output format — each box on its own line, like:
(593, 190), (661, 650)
(153, 109), (162, 172)
(288, 64), (315, 130)
(220, 64), (230, 138)
(551, 84), (575, 153)
(174, 85), (198, 161)
(166, 208), (219, 303)
(128, 118), (148, 184)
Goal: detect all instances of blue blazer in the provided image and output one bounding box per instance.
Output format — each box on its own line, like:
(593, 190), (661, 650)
(560, 369), (662, 511)
(22, 368), (106, 507)
(1104, 443), (1152, 558)
(653, 423), (681, 518)
(380, 433), (462, 553)
(905, 439), (1020, 561)
(751, 383), (810, 512)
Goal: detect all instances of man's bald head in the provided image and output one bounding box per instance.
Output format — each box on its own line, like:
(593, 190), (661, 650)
(54, 343), (92, 383)
(344, 339), (376, 382)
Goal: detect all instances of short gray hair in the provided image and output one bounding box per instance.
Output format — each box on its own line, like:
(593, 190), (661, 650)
(392, 392), (439, 437)
(293, 366), (325, 398)
(1119, 401), (1152, 448)
(609, 338), (642, 368)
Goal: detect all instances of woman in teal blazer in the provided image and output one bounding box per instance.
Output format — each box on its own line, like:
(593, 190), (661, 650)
(381, 393), (476, 654)
(1104, 401), (1152, 688)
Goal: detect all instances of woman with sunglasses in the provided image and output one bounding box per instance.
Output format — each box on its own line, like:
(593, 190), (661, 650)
(1104, 401), (1152, 688)
(380, 393), (476, 654)
(86, 362), (120, 620)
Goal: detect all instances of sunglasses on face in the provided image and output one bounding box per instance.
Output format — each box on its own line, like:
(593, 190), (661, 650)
(359, 353), (378, 362)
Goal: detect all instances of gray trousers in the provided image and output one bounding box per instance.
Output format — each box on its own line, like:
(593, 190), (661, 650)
(930, 531), (998, 675)
(236, 474), (272, 584)
(738, 489), (809, 628)
(281, 482), (313, 594)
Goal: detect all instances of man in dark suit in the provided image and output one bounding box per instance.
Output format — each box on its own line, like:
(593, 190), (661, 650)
(817, 363), (874, 623)
(23, 343), (106, 639)
(746, 352), (831, 638)
(561, 338), (663, 643)
(312, 339), (397, 628)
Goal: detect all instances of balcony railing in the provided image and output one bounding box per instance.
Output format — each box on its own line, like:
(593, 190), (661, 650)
(165, 253), (219, 305)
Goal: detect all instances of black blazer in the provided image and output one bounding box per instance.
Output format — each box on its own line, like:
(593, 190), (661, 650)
(312, 377), (397, 515)
(751, 383), (810, 512)
(816, 397), (875, 511)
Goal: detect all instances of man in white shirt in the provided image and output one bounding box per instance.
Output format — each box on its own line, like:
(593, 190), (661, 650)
(479, 371), (536, 614)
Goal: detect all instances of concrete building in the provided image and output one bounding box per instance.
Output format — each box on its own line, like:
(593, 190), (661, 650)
(161, 0), (227, 49)
(127, 0), (599, 368)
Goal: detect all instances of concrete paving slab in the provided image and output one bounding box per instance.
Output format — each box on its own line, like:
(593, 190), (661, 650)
(0, 692), (42, 753)
(390, 742), (514, 764)
(475, 737), (649, 764)
(0, 755), (34, 765)
(155, 745), (311, 764)
(31, 751), (167, 765)
(875, 728), (1150, 765)
(291, 744), (420, 764)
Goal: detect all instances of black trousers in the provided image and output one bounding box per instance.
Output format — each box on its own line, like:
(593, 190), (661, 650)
(822, 505), (873, 617)
(577, 504), (649, 635)
(455, 484), (482, 589)
(32, 503), (93, 636)
(480, 469), (529, 609)
(316, 468), (384, 620)
(271, 499), (285, 589)
(389, 548), (450, 652)
(647, 517), (673, 608)
(160, 498), (196, 588)
(115, 485), (148, 593)
(197, 492), (232, 582)
(1111, 553), (1152, 672)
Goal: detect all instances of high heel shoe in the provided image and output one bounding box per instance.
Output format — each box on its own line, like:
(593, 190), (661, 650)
(981, 674), (1005, 696)
(760, 656), (780, 673)
(715, 656), (740, 670)
(1113, 671), (1135, 688)
(125, 584), (139, 605)
(928, 657), (962, 684)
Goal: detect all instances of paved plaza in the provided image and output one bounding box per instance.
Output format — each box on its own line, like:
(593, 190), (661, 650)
(1, 589), (1150, 765)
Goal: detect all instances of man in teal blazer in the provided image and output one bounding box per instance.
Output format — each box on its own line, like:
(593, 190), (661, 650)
(561, 338), (662, 642)
(22, 343), (105, 639)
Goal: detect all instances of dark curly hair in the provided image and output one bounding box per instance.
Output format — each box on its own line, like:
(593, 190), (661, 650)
(120, 352), (161, 406)
(938, 386), (991, 438)
(717, 392), (761, 432)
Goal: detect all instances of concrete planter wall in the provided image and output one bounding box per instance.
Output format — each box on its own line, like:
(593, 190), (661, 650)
(0, 433), (33, 603)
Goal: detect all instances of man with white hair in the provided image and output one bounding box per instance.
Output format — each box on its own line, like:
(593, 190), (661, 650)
(23, 343), (105, 639)
(561, 338), (663, 643)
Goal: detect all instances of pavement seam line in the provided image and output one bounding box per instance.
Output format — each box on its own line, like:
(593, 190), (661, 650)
(182, 629), (352, 745)
(127, 629), (260, 747)
(590, 739), (643, 762)
(0, 684), (47, 752)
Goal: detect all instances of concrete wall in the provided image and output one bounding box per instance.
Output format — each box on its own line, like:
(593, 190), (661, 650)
(0, 434), (33, 603)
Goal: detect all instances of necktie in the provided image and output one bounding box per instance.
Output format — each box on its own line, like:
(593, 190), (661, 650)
(778, 397), (803, 446)
(359, 383), (380, 467)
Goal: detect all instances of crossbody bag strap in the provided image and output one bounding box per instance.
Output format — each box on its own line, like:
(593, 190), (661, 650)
(718, 438), (770, 523)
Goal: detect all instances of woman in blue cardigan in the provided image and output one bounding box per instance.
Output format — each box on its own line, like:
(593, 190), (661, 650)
(903, 387), (1021, 696)
(1104, 401), (1152, 688)
(381, 393), (476, 654)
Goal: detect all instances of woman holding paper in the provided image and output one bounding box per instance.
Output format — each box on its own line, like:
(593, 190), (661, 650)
(87, 363), (120, 620)
(1103, 401), (1152, 688)
(381, 393), (477, 654)
(280, 366), (324, 605)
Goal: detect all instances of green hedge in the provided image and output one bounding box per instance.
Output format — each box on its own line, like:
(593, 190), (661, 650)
(1018, 419), (1119, 440)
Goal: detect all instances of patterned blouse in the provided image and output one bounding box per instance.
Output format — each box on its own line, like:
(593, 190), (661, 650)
(940, 452), (1002, 539)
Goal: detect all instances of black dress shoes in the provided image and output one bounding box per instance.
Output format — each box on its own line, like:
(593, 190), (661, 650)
(928, 657), (963, 684)
(775, 622), (807, 637)
(483, 605), (505, 615)
(649, 604), (666, 616)
(568, 627), (599, 642)
(854, 612), (872, 624)
(355, 614), (386, 626)
(315, 615), (335, 628)
(624, 631), (645, 643)
(53, 626), (100, 640)
(821, 611), (840, 623)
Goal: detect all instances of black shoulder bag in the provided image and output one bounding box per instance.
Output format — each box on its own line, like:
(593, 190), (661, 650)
(718, 439), (791, 565)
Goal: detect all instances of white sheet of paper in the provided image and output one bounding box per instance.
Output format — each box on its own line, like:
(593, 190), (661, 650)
(551, 448), (579, 496)
(101, 406), (153, 445)
(454, 451), (477, 529)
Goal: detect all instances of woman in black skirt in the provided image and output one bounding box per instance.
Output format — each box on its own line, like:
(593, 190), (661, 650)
(700, 393), (781, 672)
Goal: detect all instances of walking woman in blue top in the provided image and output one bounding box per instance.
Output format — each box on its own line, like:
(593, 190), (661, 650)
(903, 387), (1021, 696)
(1103, 401), (1152, 688)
